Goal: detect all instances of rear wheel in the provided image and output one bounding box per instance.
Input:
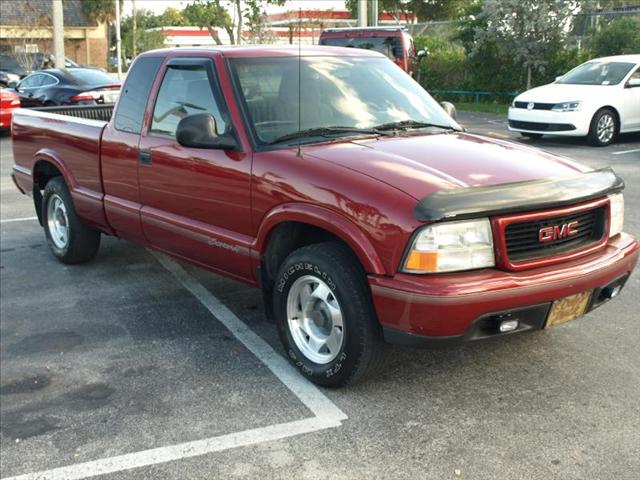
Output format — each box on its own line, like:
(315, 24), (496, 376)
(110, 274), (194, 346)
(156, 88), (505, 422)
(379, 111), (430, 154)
(273, 242), (383, 387)
(588, 108), (617, 146)
(42, 177), (101, 264)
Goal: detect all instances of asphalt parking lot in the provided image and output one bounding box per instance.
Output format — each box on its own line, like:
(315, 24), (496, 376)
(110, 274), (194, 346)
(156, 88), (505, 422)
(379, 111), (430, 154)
(1, 111), (639, 480)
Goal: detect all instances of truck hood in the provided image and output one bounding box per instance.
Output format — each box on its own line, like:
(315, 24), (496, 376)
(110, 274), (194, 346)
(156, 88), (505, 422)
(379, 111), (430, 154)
(304, 132), (589, 200)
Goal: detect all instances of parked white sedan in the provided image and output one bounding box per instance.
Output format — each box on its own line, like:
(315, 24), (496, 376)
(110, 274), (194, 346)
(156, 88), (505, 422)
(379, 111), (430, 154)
(508, 55), (640, 146)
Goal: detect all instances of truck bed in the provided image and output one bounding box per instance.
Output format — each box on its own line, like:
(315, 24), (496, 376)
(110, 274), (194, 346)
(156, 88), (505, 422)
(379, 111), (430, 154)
(11, 106), (112, 231)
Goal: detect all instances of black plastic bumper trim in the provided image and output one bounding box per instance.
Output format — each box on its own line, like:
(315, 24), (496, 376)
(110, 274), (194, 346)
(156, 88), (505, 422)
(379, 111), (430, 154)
(414, 167), (624, 222)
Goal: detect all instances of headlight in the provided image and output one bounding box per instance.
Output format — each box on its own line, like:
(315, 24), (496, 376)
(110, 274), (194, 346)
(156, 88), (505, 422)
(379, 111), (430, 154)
(609, 193), (624, 237)
(403, 218), (495, 273)
(551, 101), (581, 112)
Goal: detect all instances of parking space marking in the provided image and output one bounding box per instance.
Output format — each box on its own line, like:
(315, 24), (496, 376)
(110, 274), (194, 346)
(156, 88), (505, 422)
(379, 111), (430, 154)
(612, 148), (640, 156)
(0, 216), (37, 224)
(2, 252), (347, 480)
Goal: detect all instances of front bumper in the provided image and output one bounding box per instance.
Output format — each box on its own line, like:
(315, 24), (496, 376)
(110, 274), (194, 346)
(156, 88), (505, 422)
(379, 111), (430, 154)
(370, 233), (639, 345)
(507, 107), (590, 136)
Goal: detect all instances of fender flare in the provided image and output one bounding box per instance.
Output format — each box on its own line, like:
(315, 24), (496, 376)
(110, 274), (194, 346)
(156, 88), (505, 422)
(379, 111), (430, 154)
(32, 148), (77, 191)
(254, 203), (386, 276)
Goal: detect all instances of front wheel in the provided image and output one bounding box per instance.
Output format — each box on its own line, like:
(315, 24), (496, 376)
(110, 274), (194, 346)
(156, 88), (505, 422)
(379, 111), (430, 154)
(42, 177), (101, 264)
(273, 242), (383, 387)
(588, 108), (617, 146)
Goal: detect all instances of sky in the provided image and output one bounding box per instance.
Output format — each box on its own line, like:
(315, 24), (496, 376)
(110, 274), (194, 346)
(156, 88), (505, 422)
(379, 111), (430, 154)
(122, 0), (347, 16)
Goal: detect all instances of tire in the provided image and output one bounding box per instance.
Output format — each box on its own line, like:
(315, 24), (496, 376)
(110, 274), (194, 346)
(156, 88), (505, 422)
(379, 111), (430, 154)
(273, 242), (383, 387)
(42, 177), (101, 264)
(588, 108), (617, 146)
(520, 132), (543, 139)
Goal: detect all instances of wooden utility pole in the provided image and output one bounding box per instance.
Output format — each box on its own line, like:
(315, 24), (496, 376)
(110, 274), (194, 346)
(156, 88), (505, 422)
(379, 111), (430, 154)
(357, 0), (367, 27)
(52, 0), (65, 68)
(115, 0), (122, 77)
(132, 0), (137, 57)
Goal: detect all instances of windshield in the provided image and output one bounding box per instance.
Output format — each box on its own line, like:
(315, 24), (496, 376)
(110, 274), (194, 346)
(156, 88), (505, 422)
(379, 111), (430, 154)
(229, 56), (459, 145)
(557, 61), (636, 85)
(320, 36), (403, 61)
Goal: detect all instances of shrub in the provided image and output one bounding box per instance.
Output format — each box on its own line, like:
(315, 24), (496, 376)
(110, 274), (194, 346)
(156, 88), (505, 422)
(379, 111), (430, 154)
(591, 18), (640, 57)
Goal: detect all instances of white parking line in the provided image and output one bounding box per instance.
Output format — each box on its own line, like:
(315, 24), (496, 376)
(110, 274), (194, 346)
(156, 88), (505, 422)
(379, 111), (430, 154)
(611, 148), (640, 156)
(0, 216), (37, 224)
(3, 252), (347, 480)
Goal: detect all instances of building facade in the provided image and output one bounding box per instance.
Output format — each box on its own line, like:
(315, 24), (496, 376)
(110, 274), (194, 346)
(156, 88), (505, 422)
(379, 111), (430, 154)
(0, 0), (108, 68)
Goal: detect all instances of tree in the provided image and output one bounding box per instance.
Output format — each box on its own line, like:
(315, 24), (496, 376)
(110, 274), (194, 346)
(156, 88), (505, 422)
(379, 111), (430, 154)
(591, 17), (640, 56)
(473, 0), (580, 89)
(80, 0), (123, 24)
(120, 9), (165, 59)
(182, 0), (235, 45)
(183, 0), (286, 45)
(158, 7), (186, 26)
(345, 0), (464, 23)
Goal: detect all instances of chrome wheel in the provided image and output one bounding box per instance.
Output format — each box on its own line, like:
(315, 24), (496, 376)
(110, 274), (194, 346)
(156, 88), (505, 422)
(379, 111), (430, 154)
(597, 113), (615, 144)
(286, 275), (344, 364)
(47, 193), (69, 249)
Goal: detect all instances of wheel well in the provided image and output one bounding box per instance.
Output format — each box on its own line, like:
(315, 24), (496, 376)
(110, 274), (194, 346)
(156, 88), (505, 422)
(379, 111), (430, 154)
(597, 106), (621, 132)
(261, 222), (360, 285)
(33, 160), (63, 190)
(32, 160), (64, 225)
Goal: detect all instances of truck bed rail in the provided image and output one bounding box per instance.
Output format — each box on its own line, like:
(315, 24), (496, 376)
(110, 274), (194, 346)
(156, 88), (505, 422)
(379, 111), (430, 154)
(31, 104), (114, 122)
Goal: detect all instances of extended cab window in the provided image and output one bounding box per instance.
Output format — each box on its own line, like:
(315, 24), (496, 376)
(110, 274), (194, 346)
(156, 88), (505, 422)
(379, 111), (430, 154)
(150, 65), (226, 138)
(114, 56), (162, 134)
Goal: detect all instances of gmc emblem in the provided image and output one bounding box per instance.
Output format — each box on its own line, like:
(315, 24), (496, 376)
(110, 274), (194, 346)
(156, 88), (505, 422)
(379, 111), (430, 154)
(539, 221), (579, 242)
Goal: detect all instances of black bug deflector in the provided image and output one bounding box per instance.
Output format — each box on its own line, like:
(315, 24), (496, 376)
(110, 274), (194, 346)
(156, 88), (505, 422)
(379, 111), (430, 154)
(414, 167), (624, 222)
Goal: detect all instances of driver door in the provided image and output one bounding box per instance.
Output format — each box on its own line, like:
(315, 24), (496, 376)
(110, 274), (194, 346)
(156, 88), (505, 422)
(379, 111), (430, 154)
(137, 57), (253, 281)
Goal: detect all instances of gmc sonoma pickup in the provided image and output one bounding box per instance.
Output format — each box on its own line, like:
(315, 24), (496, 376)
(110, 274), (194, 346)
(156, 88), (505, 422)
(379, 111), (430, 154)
(11, 47), (639, 387)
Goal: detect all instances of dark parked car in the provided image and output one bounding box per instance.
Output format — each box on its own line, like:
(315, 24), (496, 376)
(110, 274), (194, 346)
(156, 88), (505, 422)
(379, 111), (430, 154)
(13, 68), (120, 107)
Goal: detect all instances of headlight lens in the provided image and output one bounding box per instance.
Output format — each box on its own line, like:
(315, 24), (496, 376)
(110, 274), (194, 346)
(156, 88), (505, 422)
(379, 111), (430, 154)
(403, 218), (495, 273)
(609, 193), (624, 237)
(551, 101), (581, 112)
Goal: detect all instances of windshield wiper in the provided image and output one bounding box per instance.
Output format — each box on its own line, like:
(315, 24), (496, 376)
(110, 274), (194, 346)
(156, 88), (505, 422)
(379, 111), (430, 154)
(373, 120), (459, 132)
(268, 126), (388, 145)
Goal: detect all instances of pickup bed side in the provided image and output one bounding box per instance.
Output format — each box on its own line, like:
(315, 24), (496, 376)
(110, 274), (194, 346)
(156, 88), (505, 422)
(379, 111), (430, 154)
(12, 107), (111, 233)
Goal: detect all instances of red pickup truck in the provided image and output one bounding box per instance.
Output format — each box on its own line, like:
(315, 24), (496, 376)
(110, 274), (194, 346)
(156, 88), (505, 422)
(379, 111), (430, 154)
(11, 47), (639, 387)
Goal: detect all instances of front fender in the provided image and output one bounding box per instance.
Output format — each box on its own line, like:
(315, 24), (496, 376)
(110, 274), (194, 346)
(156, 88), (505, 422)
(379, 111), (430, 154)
(254, 203), (387, 276)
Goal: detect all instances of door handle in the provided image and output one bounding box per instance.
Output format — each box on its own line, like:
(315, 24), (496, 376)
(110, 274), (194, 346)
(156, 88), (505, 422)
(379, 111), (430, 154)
(138, 150), (152, 165)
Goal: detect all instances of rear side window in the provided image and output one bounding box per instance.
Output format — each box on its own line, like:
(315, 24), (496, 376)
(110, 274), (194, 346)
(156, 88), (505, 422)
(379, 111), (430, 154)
(150, 65), (226, 138)
(114, 56), (162, 134)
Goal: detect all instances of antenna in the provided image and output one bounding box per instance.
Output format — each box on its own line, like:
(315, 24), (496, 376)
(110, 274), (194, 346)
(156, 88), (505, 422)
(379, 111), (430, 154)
(296, 8), (302, 158)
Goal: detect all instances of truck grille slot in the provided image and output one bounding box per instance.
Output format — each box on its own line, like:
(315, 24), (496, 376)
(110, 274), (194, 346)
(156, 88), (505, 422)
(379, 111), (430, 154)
(505, 207), (606, 262)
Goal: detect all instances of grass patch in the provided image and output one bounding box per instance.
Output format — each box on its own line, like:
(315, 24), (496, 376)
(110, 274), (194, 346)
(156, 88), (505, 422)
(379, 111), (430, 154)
(455, 102), (509, 115)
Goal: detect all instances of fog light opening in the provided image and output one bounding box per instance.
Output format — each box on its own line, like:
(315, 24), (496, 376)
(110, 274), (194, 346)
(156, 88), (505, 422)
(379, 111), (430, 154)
(499, 319), (519, 333)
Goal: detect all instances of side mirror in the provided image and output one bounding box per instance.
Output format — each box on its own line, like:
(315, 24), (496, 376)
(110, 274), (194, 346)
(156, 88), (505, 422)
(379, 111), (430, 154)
(439, 101), (457, 120)
(555, 75), (563, 81)
(176, 113), (237, 150)
(417, 50), (428, 61)
(626, 78), (640, 88)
